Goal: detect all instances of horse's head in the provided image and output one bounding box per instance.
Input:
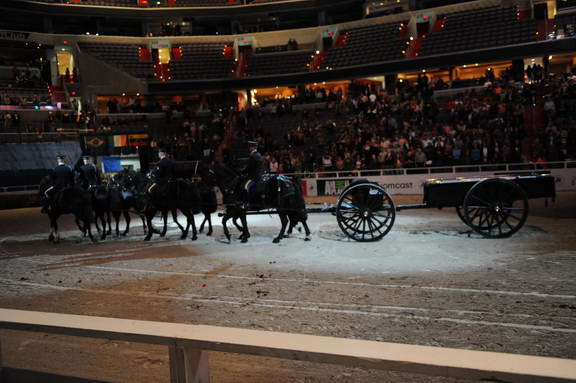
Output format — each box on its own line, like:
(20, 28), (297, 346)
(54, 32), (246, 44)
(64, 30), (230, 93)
(209, 163), (239, 194)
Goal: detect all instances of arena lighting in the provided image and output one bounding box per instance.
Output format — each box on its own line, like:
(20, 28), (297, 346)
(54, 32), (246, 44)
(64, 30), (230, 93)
(315, 50), (320, 54)
(549, 55), (553, 60)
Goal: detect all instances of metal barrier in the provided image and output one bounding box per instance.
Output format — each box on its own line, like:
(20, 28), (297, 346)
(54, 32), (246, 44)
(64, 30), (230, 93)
(285, 160), (576, 179)
(1, 308), (575, 383)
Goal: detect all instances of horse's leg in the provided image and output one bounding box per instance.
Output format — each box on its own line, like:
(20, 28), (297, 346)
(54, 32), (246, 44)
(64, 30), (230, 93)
(53, 215), (60, 244)
(273, 213), (289, 244)
(144, 210), (155, 241)
(113, 211), (120, 236)
(199, 214), (206, 233)
(222, 214), (231, 243)
(179, 210), (189, 240)
(240, 212), (250, 243)
(188, 212), (197, 241)
(207, 214), (213, 236)
(106, 210), (112, 235)
(160, 209), (168, 237)
(301, 220), (311, 241)
(48, 213), (56, 242)
(99, 212), (107, 241)
(122, 210), (131, 236)
(94, 213), (101, 233)
(85, 213), (95, 243)
(233, 216), (245, 240)
(75, 216), (86, 237)
(232, 216), (243, 233)
(172, 208), (185, 233)
(140, 214), (148, 233)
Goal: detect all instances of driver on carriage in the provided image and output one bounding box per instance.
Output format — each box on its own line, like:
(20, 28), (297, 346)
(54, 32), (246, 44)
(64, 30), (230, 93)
(148, 148), (175, 194)
(41, 154), (75, 213)
(242, 140), (264, 194)
(77, 155), (101, 191)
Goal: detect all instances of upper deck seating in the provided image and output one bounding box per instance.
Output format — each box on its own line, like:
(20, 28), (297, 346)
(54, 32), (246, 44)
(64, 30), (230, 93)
(246, 50), (313, 76)
(419, 6), (538, 56)
(322, 21), (408, 69)
(168, 43), (235, 80)
(79, 42), (155, 80)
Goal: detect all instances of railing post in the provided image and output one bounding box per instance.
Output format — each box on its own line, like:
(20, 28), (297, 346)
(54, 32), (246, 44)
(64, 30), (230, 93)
(169, 344), (210, 383)
(0, 337), (3, 376)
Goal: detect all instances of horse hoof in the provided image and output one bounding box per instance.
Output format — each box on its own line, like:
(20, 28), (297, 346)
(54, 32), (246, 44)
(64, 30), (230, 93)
(191, 235), (198, 241)
(272, 238), (280, 244)
(48, 234), (54, 242)
(207, 231), (212, 236)
(304, 237), (311, 241)
(241, 237), (248, 243)
(144, 236), (151, 241)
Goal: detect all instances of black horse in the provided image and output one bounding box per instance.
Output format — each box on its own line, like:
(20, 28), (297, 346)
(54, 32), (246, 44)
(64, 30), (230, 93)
(196, 178), (218, 236)
(206, 163), (310, 243)
(110, 171), (149, 236)
(39, 176), (95, 243)
(118, 170), (202, 241)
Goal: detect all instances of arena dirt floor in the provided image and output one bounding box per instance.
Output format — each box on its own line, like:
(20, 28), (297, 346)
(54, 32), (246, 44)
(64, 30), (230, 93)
(0, 193), (575, 383)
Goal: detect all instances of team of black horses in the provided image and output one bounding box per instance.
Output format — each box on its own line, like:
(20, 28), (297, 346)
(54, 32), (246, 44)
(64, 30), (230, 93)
(39, 162), (310, 244)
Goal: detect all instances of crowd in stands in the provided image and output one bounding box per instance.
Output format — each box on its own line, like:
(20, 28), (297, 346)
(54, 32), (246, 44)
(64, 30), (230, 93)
(231, 72), (576, 174)
(153, 116), (226, 162)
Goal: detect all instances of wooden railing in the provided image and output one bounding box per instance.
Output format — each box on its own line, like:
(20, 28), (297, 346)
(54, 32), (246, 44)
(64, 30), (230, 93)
(1, 308), (576, 383)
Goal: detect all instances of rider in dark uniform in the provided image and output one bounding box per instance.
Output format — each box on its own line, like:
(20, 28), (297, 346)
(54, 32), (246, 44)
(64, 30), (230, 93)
(42, 154), (74, 213)
(243, 141), (264, 196)
(149, 148), (175, 193)
(78, 156), (100, 191)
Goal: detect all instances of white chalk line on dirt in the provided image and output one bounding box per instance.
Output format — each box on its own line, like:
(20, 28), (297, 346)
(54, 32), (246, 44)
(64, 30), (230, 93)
(5, 254), (576, 301)
(1, 278), (575, 334)
(84, 265), (576, 300)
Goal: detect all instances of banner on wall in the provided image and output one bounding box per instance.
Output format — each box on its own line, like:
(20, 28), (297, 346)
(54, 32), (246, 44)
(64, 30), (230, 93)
(304, 168), (576, 197)
(0, 30), (30, 41)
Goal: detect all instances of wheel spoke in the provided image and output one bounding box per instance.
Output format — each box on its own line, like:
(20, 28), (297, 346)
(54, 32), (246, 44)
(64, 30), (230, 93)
(470, 194), (493, 208)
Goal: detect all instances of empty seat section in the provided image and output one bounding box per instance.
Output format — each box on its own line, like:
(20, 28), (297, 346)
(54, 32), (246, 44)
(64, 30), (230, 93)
(419, 6), (538, 57)
(79, 42), (154, 80)
(322, 21), (408, 69)
(168, 43), (235, 80)
(246, 50), (314, 77)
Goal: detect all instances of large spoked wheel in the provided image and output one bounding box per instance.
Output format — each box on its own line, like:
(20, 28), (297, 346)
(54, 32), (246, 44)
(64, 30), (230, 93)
(463, 178), (529, 238)
(455, 205), (467, 225)
(335, 183), (396, 242)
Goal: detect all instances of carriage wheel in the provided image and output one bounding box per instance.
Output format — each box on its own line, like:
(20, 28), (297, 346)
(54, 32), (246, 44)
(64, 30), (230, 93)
(455, 206), (467, 225)
(463, 178), (529, 238)
(335, 183), (395, 242)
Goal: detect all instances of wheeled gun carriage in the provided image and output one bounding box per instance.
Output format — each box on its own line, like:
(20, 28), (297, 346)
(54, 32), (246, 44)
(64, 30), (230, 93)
(331, 174), (556, 241)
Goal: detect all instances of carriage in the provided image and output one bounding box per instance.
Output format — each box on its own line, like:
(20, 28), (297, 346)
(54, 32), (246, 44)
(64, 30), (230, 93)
(326, 174), (556, 241)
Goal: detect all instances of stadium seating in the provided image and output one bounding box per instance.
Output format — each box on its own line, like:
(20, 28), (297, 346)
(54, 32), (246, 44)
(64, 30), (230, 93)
(245, 50), (313, 77)
(419, 7), (538, 57)
(555, 13), (576, 37)
(168, 43), (235, 80)
(79, 42), (155, 80)
(322, 21), (409, 69)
